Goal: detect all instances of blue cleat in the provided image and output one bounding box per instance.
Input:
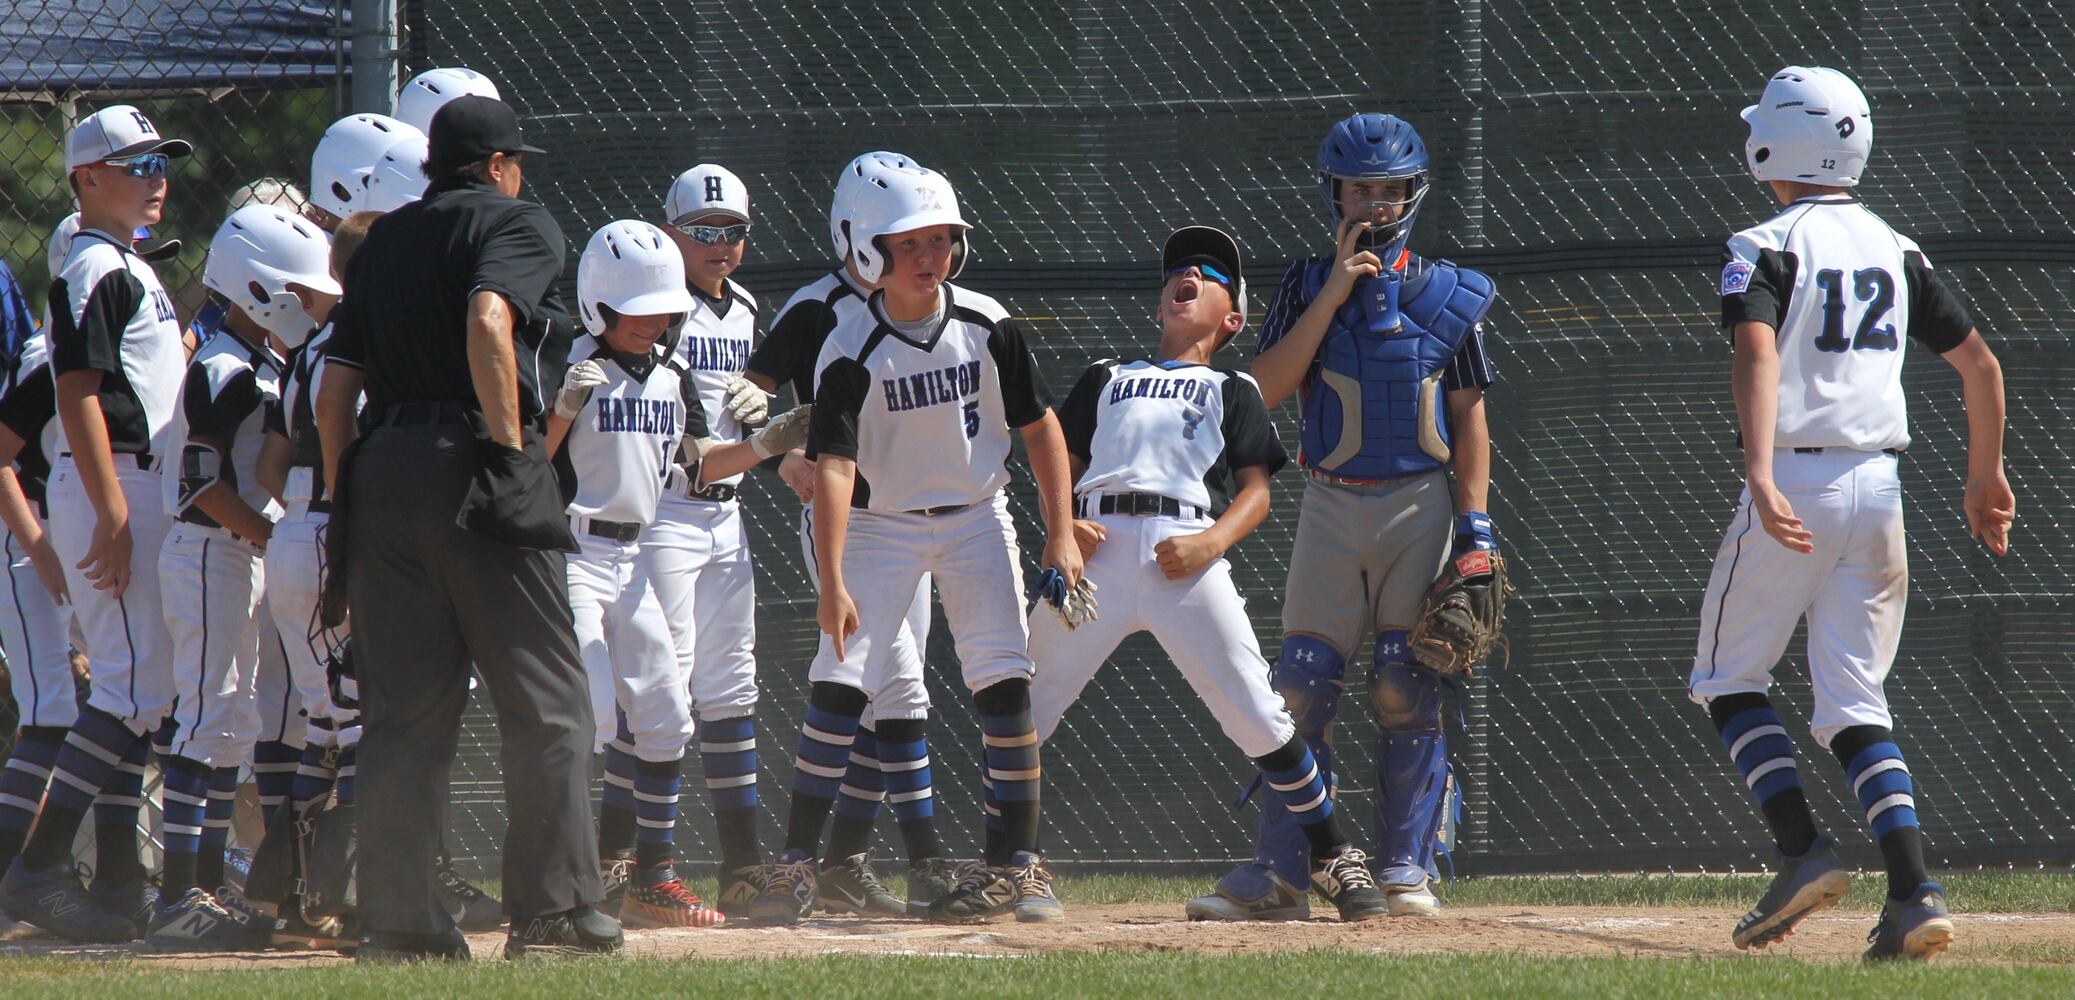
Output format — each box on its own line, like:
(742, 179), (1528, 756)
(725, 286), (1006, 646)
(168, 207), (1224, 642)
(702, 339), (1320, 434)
(1863, 882), (1954, 962)
(1732, 835), (1850, 950)
(0, 858), (135, 943)
(749, 850), (816, 926)
(1184, 862), (1310, 922)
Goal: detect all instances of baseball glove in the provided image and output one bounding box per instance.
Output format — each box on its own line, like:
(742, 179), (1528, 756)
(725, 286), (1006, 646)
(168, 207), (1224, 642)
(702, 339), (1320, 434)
(1408, 548), (1514, 677)
(1027, 566), (1098, 631)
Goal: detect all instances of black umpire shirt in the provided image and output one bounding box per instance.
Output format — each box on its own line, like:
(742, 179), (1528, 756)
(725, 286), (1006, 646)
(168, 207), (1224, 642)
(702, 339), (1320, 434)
(326, 176), (568, 419)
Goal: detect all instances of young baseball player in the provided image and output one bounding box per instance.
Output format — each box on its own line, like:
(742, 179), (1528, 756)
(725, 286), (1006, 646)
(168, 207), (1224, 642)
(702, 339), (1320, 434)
(394, 66), (501, 135)
(751, 163), (1082, 926)
(1032, 226), (1388, 923)
(1190, 113), (1499, 922)
(0, 106), (194, 943)
(741, 152), (961, 918)
(552, 220), (810, 929)
(306, 113), (422, 233)
(1689, 66), (2010, 963)
(148, 204), (339, 950)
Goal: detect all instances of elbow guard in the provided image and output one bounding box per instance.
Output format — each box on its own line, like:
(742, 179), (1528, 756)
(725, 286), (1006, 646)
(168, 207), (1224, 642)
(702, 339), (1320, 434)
(176, 444), (226, 512)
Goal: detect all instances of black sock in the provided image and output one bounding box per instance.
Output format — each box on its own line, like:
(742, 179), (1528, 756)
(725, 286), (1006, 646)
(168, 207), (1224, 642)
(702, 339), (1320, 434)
(713, 808), (758, 870)
(973, 679), (1039, 865)
(1252, 737), (1347, 862)
(1829, 725), (1931, 900)
(900, 819), (943, 865)
(599, 802), (637, 859)
(197, 840), (226, 894)
(1708, 693), (1821, 857)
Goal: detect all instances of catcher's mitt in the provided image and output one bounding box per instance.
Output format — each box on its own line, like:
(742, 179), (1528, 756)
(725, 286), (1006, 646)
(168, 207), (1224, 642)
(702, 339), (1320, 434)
(1408, 548), (1514, 677)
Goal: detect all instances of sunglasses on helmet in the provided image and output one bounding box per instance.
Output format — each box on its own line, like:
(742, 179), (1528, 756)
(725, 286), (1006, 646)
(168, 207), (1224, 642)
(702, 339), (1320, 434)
(671, 221), (751, 246)
(104, 153), (171, 178)
(1167, 261), (1235, 289)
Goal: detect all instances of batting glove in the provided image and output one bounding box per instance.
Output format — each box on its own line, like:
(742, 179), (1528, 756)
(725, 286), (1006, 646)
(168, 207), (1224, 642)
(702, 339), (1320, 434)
(723, 376), (771, 425)
(749, 405), (812, 460)
(555, 359), (609, 420)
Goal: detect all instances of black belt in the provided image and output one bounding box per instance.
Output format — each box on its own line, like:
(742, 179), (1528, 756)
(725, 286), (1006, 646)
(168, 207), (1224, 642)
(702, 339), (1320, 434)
(176, 509), (262, 546)
(378, 401), (473, 427)
(680, 482), (738, 503)
(307, 498), (333, 514)
(909, 497), (986, 517)
(59, 451), (154, 470)
(1793, 447), (1903, 456)
(578, 517), (642, 543)
(1075, 492), (1205, 520)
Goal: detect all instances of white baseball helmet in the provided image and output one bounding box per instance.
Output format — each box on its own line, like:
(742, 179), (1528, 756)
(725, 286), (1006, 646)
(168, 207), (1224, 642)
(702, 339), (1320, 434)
(364, 133), (431, 213)
(663, 163), (750, 224)
(203, 205), (342, 347)
(48, 212), (81, 278)
(847, 163), (972, 285)
(311, 114), (423, 218)
(1742, 66), (1873, 188)
(395, 67), (501, 134)
(577, 221), (695, 336)
(829, 151), (918, 260)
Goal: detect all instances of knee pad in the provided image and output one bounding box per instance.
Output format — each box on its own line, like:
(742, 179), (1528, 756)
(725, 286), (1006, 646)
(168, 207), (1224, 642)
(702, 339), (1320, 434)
(1272, 635), (1347, 739)
(1367, 631), (1441, 732)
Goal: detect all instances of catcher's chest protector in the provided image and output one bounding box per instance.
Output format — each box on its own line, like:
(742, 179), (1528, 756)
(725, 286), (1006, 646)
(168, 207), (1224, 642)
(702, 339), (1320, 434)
(1298, 258), (1496, 480)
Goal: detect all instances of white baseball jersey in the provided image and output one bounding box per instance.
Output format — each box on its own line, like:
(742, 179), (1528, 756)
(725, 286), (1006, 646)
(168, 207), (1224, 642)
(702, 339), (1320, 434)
(809, 284), (1053, 512)
(48, 227), (187, 459)
(1720, 196), (1973, 451)
(564, 334), (697, 524)
(0, 332), (76, 729)
(1058, 359), (1286, 514)
(0, 332), (58, 516)
(750, 269), (866, 404)
(267, 324), (353, 499)
(665, 278), (756, 492)
(160, 329), (285, 523)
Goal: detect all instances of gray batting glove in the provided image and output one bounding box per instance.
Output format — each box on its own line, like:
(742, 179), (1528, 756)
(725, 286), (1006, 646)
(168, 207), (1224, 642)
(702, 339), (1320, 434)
(723, 376), (771, 425)
(555, 359), (608, 420)
(749, 404), (812, 460)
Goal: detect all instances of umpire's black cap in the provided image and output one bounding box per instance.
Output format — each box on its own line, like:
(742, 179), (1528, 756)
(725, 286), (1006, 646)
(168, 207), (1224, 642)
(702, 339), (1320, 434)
(427, 96), (546, 173)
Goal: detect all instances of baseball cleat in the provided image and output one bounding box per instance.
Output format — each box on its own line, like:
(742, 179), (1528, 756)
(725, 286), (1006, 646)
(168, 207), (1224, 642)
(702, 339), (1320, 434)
(0, 858), (136, 942)
(599, 852), (635, 918)
(213, 885), (284, 940)
(817, 853), (907, 917)
(1384, 877), (1441, 918)
(356, 926), (471, 963)
(905, 857), (973, 918)
(1185, 863), (1310, 922)
(1863, 882), (1955, 962)
(925, 860), (1020, 924)
(89, 872), (159, 939)
(273, 906), (355, 951)
(504, 905), (624, 960)
(716, 863), (769, 920)
(621, 863), (724, 928)
(435, 853), (505, 932)
(1732, 835), (1851, 950)
(1312, 847), (1391, 922)
(749, 850), (816, 926)
(1009, 853), (1064, 924)
(147, 887), (273, 951)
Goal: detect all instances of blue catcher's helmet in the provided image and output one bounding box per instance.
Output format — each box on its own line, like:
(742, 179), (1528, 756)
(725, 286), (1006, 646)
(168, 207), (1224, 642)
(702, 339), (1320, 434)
(1316, 113), (1431, 255)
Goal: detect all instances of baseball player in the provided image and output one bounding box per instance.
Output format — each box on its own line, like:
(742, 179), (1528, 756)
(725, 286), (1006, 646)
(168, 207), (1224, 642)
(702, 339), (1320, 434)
(394, 67), (501, 135)
(1031, 225), (1388, 923)
(1689, 66), (2010, 963)
(148, 205), (339, 950)
(751, 162), (1082, 925)
(742, 151), (961, 918)
(306, 114), (422, 233)
(553, 220), (810, 929)
(0, 106), (194, 943)
(1189, 113), (1499, 922)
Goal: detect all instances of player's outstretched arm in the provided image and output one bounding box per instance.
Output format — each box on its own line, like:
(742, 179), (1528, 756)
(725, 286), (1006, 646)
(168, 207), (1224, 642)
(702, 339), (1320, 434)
(812, 454), (860, 659)
(1941, 331), (2013, 555)
(1153, 464), (1271, 581)
(1446, 386), (1491, 514)
(689, 404), (813, 487)
(1732, 321), (1813, 554)
(1018, 410), (1084, 587)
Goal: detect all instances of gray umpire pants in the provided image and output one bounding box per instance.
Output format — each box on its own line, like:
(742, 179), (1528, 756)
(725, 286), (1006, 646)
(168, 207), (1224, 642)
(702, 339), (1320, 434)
(345, 418), (603, 934)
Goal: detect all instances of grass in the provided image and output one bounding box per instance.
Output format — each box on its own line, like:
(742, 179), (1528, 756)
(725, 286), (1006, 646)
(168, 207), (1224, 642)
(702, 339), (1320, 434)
(2, 953), (2074, 1000)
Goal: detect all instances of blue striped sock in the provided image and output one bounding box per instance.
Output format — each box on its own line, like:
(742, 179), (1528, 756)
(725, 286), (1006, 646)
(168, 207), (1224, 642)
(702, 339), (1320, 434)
(252, 740), (301, 827)
(633, 757), (682, 867)
(833, 726), (886, 822)
(601, 723), (639, 858)
(159, 756), (210, 893)
(1258, 739), (1334, 826)
(199, 766), (238, 891)
(291, 741), (336, 813)
(872, 718), (942, 863)
(1709, 694), (1819, 856)
(93, 736), (149, 885)
(20, 708), (136, 871)
(0, 727), (62, 865)
(698, 715), (759, 868)
(975, 680), (1040, 865)
(783, 683), (867, 856)
(1843, 740), (1919, 838)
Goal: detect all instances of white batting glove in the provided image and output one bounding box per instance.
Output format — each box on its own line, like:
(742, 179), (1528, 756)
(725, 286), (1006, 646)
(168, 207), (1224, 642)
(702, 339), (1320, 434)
(723, 376), (771, 425)
(555, 359), (608, 420)
(749, 405), (812, 460)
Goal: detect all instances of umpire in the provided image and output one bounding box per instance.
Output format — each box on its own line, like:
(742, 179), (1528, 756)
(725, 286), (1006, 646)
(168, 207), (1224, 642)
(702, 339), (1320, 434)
(319, 96), (620, 960)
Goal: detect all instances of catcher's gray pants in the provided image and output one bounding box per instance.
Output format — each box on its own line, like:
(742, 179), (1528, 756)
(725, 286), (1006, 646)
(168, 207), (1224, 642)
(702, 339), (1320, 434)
(1281, 471), (1454, 659)
(346, 422), (603, 934)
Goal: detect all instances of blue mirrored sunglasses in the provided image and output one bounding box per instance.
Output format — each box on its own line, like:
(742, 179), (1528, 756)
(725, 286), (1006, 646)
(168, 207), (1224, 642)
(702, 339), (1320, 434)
(1167, 262), (1234, 288)
(104, 153), (170, 178)
(672, 222), (751, 246)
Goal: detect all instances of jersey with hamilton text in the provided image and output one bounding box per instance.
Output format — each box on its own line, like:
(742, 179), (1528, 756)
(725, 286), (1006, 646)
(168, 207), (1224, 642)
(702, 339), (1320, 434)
(564, 333), (701, 525)
(264, 324), (352, 497)
(1059, 359), (1287, 516)
(664, 278), (756, 493)
(0, 332), (59, 513)
(161, 329), (284, 525)
(48, 228), (187, 458)
(810, 284), (1053, 512)
(1721, 196), (1973, 452)
(747, 269), (866, 405)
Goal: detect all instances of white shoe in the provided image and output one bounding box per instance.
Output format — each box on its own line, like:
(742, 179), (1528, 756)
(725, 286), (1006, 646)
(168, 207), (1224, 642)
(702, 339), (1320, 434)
(1385, 878), (1440, 917)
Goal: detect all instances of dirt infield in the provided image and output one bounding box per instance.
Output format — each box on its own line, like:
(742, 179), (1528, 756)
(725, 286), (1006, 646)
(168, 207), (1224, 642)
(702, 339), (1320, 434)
(7, 905), (2072, 969)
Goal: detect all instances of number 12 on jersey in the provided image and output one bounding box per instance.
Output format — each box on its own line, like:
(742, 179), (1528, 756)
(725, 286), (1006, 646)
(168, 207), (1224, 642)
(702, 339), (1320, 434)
(1812, 267), (1898, 353)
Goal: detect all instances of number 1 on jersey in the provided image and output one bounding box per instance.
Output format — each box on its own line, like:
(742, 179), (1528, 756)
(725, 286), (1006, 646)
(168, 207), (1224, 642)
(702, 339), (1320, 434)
(1813, 267), (1898, 353)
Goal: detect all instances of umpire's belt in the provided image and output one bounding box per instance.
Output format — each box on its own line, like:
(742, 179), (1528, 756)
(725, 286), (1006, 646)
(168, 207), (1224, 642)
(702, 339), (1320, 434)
(570, 515), (642, 543)
(376, 401), (473, 427)
(59, 450), (155, 471)
(1792, 447), (1903, 456)
(1075, 492), (1204, 520)
(678, 481), (738, 503)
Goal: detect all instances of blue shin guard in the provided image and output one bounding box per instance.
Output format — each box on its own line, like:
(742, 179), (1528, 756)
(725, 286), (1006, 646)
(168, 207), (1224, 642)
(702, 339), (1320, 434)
(1249, 636), (1346, 886)
(1369, 633), (1448, 887)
